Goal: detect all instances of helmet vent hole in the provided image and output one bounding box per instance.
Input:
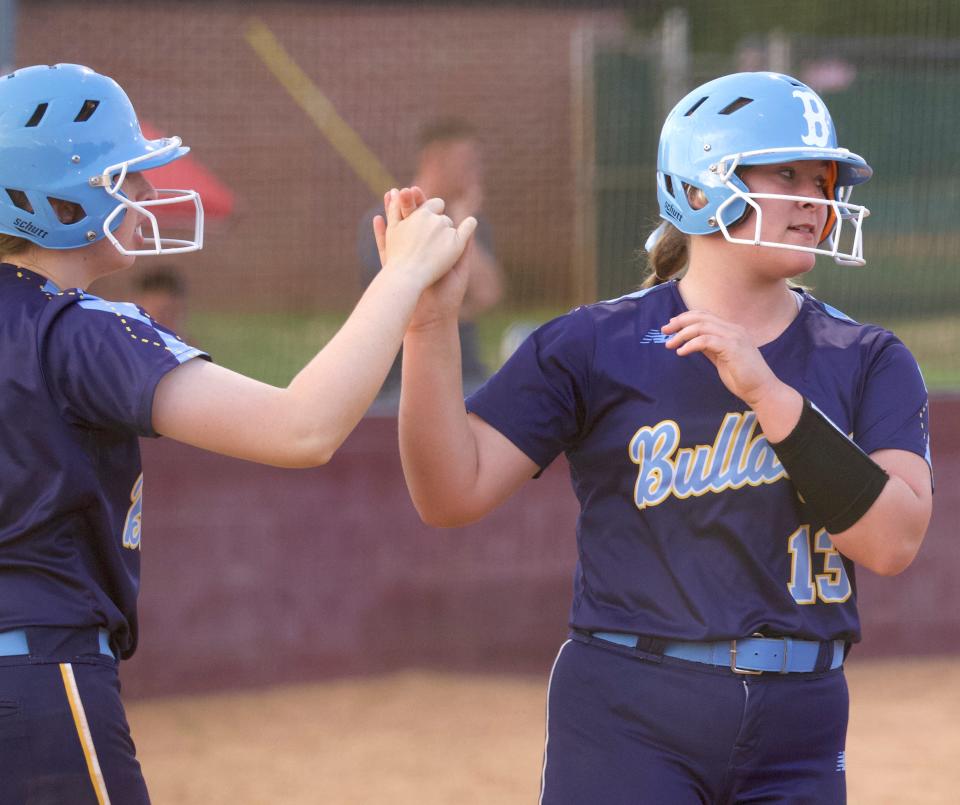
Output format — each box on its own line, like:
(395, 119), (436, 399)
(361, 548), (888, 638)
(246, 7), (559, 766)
(24, 103), (48, 128)
(6, 189), (35, 214)
(74, 100), (100, 123)
(47, 197), (86, 225)
(664, 174), (675, 198)
(718, 97), (753, 115)
(684, 96), (709, 117)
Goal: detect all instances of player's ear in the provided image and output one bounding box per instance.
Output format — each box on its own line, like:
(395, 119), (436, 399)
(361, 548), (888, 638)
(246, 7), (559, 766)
(683, 183), (707, 211)
(49, 197), (86, 224)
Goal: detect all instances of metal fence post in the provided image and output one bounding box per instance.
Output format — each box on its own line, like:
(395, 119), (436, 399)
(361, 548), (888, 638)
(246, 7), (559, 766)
(659, 7), (690, 120)
(0, 0), (16, 74)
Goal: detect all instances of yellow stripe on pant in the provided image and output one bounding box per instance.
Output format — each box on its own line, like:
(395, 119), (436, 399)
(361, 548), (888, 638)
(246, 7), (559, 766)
(59, 662), (112, 805)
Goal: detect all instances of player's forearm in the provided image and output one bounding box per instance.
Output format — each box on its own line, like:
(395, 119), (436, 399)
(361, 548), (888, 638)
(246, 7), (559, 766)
(399, 320), (483, 526)
(283, 265), (427, 462)
(753, 382), (932, 576)
(744, 379), (804, 444)
(827, 468), (930, 576)
(288, 192), (474, 458)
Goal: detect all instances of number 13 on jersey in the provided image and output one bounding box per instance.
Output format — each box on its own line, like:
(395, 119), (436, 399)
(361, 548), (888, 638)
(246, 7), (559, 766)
(787, 525), (852, 604)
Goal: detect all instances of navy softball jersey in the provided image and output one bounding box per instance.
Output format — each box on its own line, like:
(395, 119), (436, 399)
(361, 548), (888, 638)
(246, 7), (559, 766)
(466, 280), (931, 646)
(0, 262), (207, 659)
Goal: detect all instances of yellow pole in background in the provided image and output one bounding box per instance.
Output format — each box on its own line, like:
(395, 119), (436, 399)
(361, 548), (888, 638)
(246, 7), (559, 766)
(243, 19), (397, 198)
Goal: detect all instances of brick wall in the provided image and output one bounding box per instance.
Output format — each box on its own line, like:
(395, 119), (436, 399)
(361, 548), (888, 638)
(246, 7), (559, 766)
(17, 2), (627, 311)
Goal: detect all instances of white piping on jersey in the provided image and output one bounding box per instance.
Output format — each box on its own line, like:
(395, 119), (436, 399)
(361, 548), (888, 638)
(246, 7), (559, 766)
(539, 639), (573, 805)
(819, 300), (857, 322)
(60, 662), (112, 805)
(597, 281), (673, 306)
(599, 280), (805, 312)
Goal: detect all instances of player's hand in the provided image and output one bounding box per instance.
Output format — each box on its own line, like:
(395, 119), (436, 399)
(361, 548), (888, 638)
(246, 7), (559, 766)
(374, 186), (426, 266)
(661, 310), (783, 407)
(407, 239), (475, 331)
(407, 188), (476, 330)
(379, 187), (477, 291)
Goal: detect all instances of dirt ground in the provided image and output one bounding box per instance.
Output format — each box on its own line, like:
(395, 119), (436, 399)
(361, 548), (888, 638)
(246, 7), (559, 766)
(127, 655), (960, 804)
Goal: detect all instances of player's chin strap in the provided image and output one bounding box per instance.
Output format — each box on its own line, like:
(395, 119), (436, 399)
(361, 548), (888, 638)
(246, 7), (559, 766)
(769, 397), (888, 533)
(92, 138), (205, 256)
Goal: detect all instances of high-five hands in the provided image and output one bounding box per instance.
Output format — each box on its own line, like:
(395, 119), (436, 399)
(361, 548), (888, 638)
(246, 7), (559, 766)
(374, 187), (476, 290)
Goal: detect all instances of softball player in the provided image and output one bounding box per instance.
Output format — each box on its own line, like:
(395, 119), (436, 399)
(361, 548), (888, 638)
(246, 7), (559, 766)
(0, 63), (473, 803)
(396, 72), (932, 803)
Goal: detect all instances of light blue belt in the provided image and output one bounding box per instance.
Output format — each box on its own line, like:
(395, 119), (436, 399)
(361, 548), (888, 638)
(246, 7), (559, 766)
(592, 632), (844, 674)
(0, 628), (114, 659)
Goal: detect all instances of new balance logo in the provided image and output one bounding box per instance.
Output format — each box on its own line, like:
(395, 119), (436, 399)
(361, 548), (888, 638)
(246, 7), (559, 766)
(640, 328), (670, 344)
(836, 750), (846, 772)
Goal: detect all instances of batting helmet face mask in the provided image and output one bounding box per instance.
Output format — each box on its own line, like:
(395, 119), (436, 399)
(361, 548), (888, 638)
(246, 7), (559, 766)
(0, 63), (204, 255)
(653, 71), (872, 266)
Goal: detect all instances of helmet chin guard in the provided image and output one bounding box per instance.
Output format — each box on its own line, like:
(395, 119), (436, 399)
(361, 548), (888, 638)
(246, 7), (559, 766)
(653, 72), (872, 266)
(97, 139), (204, 256)
(712, 149), (870, 266)
(0, 63), (204, 255)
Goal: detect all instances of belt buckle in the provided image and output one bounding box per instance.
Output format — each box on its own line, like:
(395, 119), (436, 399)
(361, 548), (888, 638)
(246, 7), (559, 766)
(729, 636), (765, 675)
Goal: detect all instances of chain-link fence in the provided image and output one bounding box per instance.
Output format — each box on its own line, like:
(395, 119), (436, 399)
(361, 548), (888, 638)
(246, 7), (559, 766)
(11, 1), (960, 387)
(585, 14), (960, 388)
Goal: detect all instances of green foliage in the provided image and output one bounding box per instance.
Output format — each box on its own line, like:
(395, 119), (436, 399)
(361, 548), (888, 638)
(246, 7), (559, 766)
(628, 1), (960, 51)
(186, 305), (959, 391)
(186, 307), (568, 388)
(187, 311), (347, 387)
(881, 314), (960, 389)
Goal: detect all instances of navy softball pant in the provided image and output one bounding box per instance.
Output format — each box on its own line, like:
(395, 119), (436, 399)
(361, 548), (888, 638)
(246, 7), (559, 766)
(0, 628), (149, 805)
(540, 636), (848, 805)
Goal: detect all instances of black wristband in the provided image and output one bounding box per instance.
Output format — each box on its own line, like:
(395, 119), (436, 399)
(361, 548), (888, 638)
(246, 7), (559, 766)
(770, 398), (889, 533)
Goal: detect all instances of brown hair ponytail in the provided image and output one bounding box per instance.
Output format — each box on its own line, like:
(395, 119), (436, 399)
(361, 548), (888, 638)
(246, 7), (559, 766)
(642, 223), (688, 288)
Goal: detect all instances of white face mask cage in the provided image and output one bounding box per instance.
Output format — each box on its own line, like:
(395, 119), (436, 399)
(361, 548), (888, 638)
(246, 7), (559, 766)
(712, 148), (870, 267)
(91, 137), (205, 256)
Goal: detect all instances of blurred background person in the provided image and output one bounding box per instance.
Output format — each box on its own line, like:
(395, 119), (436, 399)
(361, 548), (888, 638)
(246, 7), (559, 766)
(358, 117), (504, 412)
(130, 264), (189, 334)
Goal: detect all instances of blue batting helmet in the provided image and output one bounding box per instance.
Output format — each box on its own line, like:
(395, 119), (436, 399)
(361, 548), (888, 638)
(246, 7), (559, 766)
(654, 71), (872, 265)
(0, 63), (202, 254)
